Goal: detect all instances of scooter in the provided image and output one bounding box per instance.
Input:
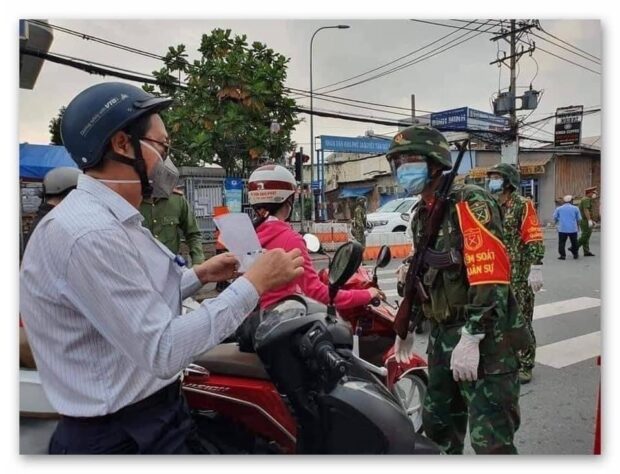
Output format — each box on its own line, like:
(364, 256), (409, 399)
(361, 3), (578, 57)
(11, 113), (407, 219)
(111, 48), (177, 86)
(182, 242), (439, 454)
(303, 234), (428, 432)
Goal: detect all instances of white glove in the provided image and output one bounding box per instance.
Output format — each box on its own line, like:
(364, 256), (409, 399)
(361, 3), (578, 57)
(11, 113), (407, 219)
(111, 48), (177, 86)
(450, 328), (484, 382)
(394, 333), (416, 364)
(528, 265), (544, 293)
(588, 219), (594, 228)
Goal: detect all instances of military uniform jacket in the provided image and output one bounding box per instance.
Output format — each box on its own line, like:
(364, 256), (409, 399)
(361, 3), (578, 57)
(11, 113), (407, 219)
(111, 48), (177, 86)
(500, 192), (545, 283)
(409, 184), (530, 374)
(139, 193), (205, 265)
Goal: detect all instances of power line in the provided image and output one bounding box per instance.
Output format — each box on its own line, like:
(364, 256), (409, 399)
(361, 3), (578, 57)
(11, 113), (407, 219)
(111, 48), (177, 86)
(33, 21), (431, 123)
(20, 47), (412, 128)
(409, 19), (500, 34)
(287, 88), (425, 112)
(321, 20), (496, 94)
(28, 20), (164, 61)
(312, 19), (480, 93)
(536, 46), (601, 75)
(529, 31), (600, 65)
(290, 92), (412, 117)
(536, 22), (600, 61)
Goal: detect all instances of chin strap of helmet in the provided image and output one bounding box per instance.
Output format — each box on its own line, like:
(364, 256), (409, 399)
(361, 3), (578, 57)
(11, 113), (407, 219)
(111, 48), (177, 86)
(106, 129), (153, 198)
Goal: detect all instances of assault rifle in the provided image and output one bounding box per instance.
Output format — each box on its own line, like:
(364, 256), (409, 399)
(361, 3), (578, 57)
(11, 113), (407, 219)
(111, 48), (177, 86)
(393, 140), (470, 339)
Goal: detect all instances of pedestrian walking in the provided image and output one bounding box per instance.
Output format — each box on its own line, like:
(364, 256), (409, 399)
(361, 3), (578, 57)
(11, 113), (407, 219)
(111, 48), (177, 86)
(487, 163), (545, 384)
(577, 186), (597, 257)
(553, 195), (582, 260)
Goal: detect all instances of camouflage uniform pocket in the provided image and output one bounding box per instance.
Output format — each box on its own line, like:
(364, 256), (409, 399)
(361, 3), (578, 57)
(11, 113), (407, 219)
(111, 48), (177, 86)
(479, 329), (519, 375)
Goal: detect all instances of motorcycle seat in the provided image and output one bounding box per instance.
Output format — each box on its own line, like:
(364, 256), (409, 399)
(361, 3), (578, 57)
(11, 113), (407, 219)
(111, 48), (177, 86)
(193, 343), (270, 380)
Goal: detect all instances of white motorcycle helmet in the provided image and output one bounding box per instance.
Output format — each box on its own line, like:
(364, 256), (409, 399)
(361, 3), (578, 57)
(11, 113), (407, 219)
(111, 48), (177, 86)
(248, 164), (297, 204)
(248, 164), (297, 223)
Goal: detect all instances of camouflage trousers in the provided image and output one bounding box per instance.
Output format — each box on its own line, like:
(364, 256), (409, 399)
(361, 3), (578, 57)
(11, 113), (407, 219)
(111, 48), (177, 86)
(578, 222), (592, 253)
(512, 281), (536, 371)
(423, 323), (521, 454)
(351, 228), (366, 248)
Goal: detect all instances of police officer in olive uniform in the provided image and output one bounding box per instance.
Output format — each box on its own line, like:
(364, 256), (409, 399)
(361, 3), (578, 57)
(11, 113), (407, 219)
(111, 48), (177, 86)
(351, 196), (368, 248)
(487, 164), (545, 385)
(387, 126), (529, 454)
(577, 186), (597, 257)
(140, 186), (205, 265)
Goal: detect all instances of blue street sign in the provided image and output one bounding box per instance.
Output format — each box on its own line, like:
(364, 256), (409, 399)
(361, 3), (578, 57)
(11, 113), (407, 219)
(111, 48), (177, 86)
(430, 107), (510, 133)
(311, 180), (321, 190)
(320, 135), (391, 154)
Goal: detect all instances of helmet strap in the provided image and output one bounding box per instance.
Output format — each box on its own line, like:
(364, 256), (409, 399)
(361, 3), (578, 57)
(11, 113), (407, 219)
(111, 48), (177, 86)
(106, 132), (154, 198)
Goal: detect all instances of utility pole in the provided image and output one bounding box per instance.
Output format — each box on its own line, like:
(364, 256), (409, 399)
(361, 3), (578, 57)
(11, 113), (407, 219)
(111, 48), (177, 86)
(509, 19), (517, 144)
(490, 20), (537, 166)
(411, 94), (416, 124)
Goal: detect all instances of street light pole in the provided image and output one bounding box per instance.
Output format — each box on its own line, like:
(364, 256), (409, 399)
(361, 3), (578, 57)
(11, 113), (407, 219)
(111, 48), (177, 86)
(310, 24), (350, 222)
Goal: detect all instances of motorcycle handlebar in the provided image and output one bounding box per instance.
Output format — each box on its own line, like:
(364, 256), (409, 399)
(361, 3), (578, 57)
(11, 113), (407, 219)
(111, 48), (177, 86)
(316, 343), (347, 377)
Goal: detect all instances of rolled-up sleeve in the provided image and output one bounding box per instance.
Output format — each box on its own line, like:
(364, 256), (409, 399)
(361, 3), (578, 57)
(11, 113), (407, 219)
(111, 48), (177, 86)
(63, 229), (258, 379)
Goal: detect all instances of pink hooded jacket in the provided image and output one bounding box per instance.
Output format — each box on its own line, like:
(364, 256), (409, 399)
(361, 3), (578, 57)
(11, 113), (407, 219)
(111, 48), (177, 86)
(256, 219), (373, 310)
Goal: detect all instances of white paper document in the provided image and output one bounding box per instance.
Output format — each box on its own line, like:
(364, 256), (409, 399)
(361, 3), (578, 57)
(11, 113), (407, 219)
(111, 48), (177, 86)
(213, 213), (263, 272)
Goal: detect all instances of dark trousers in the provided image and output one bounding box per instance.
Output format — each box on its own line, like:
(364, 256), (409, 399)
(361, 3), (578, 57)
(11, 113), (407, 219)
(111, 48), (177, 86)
(49, 381), (206, 454)
(558, 232), (579, 258)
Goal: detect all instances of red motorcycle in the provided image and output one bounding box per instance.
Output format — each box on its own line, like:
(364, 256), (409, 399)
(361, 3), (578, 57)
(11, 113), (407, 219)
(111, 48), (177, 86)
(310, 238), (428, 433)
(181, 242), (437, 454)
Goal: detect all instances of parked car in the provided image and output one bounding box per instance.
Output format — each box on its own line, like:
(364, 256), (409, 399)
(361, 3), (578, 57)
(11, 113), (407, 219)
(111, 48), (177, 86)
(367, 197), (419, 233)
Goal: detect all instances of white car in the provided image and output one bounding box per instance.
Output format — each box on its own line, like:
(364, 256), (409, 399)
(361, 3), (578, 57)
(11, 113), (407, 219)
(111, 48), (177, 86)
(367, 197), (419, 233)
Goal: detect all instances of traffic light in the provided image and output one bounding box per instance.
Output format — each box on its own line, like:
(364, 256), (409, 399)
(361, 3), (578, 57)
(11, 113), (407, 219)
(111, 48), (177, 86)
(294, 152), (309, 182)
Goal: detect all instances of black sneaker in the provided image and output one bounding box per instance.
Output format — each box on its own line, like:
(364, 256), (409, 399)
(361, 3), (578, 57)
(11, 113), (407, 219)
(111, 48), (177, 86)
(558, 256), (566, 260)
(584, 252), (595, 257)
(573, 254), (579, 259)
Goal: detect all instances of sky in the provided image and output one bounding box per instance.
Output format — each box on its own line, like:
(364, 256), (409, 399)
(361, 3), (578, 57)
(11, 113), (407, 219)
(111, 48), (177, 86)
(19, 19), (601, 153)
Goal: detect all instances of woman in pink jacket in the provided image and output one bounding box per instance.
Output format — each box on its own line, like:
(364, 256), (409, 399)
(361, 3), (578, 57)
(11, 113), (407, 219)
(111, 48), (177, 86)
(248, 164), (383, 310)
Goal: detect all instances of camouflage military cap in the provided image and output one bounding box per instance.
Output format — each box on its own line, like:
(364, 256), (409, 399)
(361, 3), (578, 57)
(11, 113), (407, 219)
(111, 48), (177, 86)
(386, 125), (452, 170)
(487, 163), (520, 189)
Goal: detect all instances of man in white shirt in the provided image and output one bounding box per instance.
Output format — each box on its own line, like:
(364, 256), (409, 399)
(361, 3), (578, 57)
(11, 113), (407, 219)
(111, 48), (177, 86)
(20, 82), (304, 454)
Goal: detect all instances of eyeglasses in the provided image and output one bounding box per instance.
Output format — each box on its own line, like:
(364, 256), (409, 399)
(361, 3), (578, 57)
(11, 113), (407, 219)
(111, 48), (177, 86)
(140, 136), (172, 159)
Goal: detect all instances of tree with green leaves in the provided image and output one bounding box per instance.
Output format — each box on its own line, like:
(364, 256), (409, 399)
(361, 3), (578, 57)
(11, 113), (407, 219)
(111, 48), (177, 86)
(144, 28), (300, 175)
(49, 106), (66, 145)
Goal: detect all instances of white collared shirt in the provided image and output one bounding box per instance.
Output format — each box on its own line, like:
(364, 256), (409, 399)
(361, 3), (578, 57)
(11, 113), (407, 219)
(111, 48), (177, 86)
(20, 174), (258, 416)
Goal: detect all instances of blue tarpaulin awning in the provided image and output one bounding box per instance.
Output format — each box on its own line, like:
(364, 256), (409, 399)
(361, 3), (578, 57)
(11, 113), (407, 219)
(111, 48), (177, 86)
(338, 186), (374, 198)
(19, 144), (77, 180)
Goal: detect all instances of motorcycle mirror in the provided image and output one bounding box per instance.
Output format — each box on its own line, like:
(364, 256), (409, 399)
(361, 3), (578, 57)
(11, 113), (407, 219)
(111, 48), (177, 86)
(376, 245), (391, 269)
(303, 233), (321, 253)
(328, 242), (363, 310)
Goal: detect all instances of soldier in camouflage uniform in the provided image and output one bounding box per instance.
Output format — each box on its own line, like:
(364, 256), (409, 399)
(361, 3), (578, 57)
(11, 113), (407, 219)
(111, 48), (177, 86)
(387, 126), (530, 454)
(351, 196), (368, 247)
(577, 186), (597, 257)
(487, 164), (545, 385)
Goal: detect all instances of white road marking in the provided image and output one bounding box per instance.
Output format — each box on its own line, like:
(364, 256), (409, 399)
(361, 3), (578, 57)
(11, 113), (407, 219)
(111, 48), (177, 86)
(533, 297), (600, 321)
(535, 331), (601, 368)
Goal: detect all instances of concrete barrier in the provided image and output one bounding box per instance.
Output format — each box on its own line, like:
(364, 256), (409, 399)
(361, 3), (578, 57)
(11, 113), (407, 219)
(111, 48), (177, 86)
(311, 222), (351, 252)
(364, 231), (412, 260)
